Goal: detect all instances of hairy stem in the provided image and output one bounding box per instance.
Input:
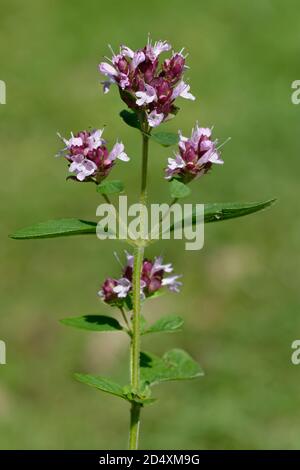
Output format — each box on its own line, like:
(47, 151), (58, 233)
(131, 245), (144, 390)
(128, 129), (149, 450)
(129, 401), (142, 451)
(129, 245), (143, 450)
(140, 132), (149, 205)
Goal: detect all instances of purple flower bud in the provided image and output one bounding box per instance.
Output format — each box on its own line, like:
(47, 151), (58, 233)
(98, 278), (119, 304)
(162, 53), (185, 82)
(138, 56), (159, 83)
(151, 77), (172, 104)
(141, 259), (163, 295)
(115, 56), (130, 75)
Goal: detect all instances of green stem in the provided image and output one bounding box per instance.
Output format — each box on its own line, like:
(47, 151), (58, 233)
(129, 401), (142, 450)
(128, 129), (149, 450)
(102, 194), (111, 204)
(131, 245), (144, 389)
(141, 132), (149, 205)
(129, 238), (144, 450)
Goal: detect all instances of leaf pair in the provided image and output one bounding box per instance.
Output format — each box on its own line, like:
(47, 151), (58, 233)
(10, 199), (275, 239)
(75, 348), (203, 404)
(60, 313), (183, 336)
(62, 314), (190, 404)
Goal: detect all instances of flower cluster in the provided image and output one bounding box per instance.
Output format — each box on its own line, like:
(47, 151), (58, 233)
(99, 38), (195, 128)
(58, 129), (129, 182)
(98, 252), (182, 306)
(165, 123), (223, 182)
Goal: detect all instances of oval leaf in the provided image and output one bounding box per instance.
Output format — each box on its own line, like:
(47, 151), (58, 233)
(75, 374), (127, 400)
(142, 315), (184, 335)
(140, 349), (203, 386)
(10, 218), (97, 239)
(97, 180), (124, 195)
(151, 132), (178, 147)
(169, 179), (191, 199)
(119, 109), (141, 130)
(60, 315), (123, 332)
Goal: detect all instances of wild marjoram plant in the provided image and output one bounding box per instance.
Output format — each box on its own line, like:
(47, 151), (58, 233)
(11, 38), (275, 449)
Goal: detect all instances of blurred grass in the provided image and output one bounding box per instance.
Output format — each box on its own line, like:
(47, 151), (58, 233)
(1, 0), (300, 449)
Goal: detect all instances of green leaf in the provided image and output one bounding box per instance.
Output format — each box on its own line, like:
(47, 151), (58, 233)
(60, 315), (123, 332)
(170, 199), (276, 232)
(74, 374), (127, 400)
(10, 218), (97, 239)
(119, 109), (141, 130)
(151, 131), (178, 147)
(140, 349), (203, 386)
(97, 180), (124, 195)
(203, 199), (276, 223)
(142, 315), (184, 335)
(169, 179), (191, 199)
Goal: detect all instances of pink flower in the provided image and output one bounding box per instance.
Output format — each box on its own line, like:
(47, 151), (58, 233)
(135, 84), (157, 106)
(161, 275), (182, 293)
(146, 40), (171, 62)
(112, 278), (132, 298)
(165, 122), (224, 182)
(107, 142), (130, 162)
(57, 129), (129, 182)
(147, 110), (164, 127)
(99, 62), (118, 78)
(132, 51), (146, 70)
(171, 81), (195, 101)
(98, 37), (195, 127)
(69, 155), (98, 181)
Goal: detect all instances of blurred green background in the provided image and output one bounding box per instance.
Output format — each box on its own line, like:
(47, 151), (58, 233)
(1, 0), (300, 450)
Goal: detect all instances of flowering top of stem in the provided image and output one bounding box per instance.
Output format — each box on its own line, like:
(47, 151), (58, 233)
(98, 252), (182, 306)
(165, 122), (224, 182)
(57, 129), (129, 182)
(99, 38), (195, 128)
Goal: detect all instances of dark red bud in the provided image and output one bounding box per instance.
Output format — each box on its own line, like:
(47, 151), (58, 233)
(116, 57), (129, 75)
(101, 278), (118, 303)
